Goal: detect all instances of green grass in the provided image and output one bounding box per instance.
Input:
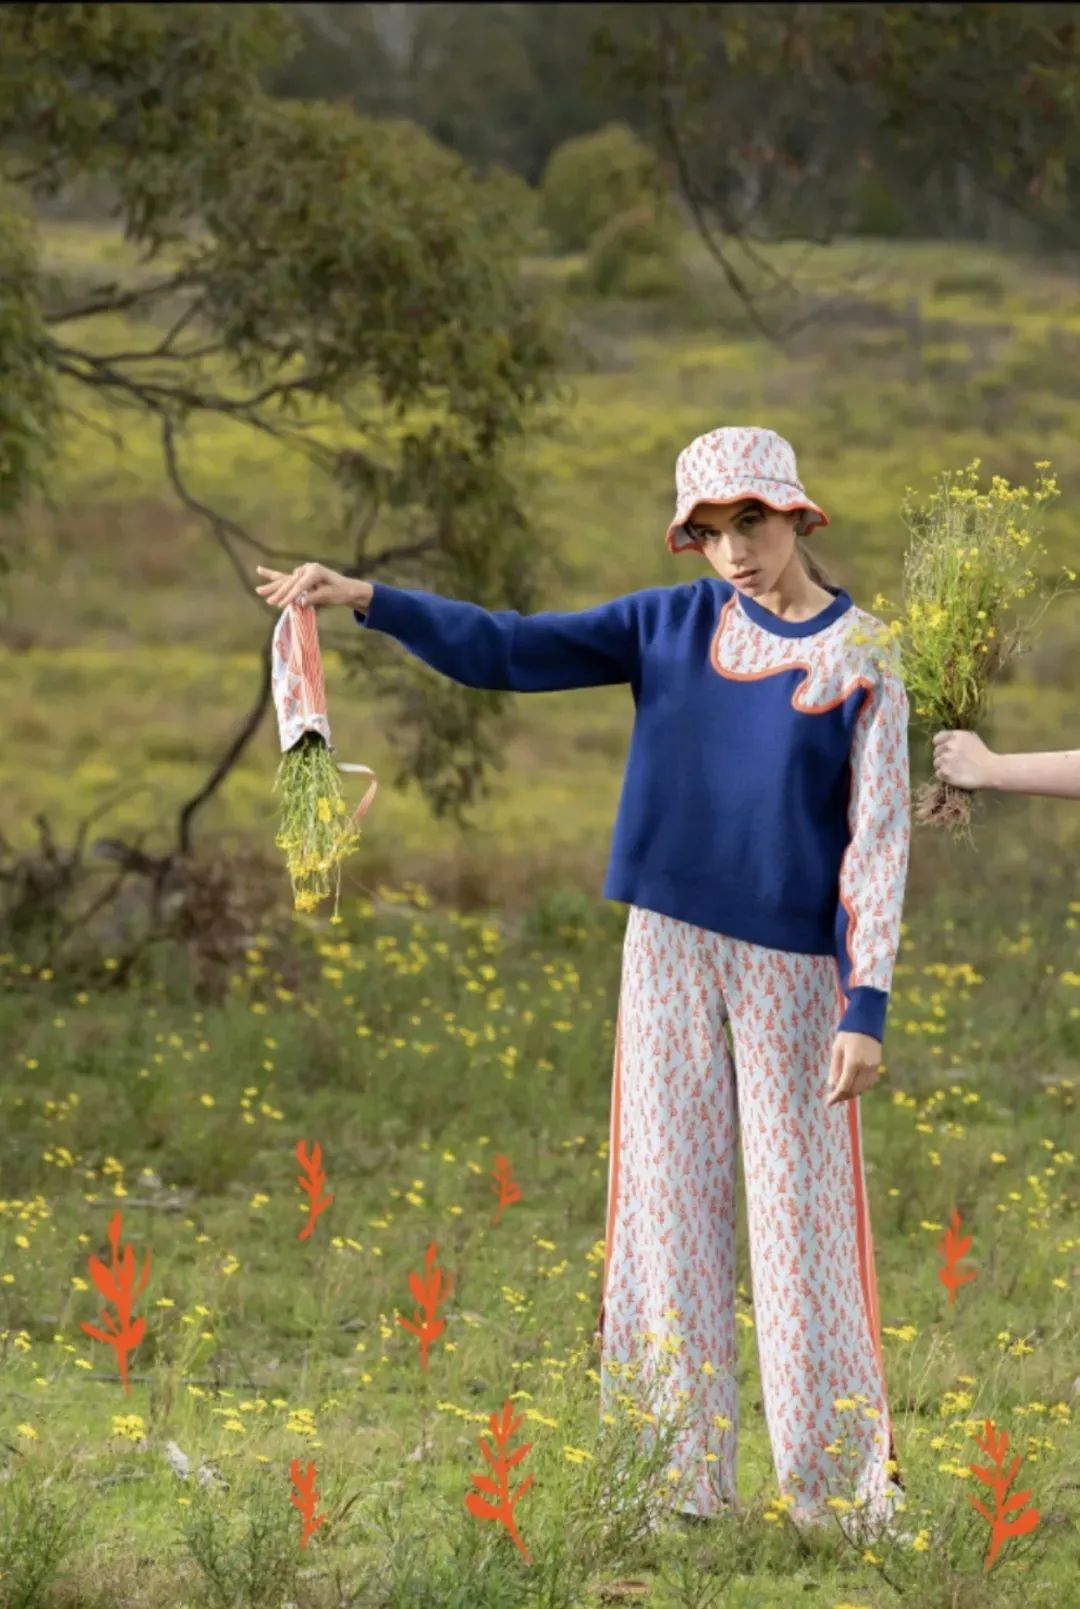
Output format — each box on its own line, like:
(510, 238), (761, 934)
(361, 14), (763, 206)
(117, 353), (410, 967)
(2, 883), (1079, 1605)
(2, 219), (1080, 1604)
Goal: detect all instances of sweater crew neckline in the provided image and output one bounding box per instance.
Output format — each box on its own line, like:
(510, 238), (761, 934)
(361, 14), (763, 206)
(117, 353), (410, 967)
(723, 579), (853, 638)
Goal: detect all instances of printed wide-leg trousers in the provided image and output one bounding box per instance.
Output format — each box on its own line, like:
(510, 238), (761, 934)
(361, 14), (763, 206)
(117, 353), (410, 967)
(595, 905), (904, 1527)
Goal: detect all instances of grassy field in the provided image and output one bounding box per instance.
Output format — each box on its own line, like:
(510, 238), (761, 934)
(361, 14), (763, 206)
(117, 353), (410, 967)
(5, 223), (1080, 905)
(1, 220), (1079, 1606)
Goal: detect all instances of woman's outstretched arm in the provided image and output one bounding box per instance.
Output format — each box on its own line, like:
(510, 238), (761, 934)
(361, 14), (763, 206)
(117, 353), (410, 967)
(933, 729), (1080, 800)
(256, 563), (646, 692)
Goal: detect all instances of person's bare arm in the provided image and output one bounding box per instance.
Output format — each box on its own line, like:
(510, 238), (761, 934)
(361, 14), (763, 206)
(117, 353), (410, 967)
(934, 730), (1080, 800)
(987, 748), (1080, 800)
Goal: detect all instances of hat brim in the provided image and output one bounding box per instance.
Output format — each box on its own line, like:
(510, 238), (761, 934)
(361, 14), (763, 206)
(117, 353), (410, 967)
(667, 493), (829, 553)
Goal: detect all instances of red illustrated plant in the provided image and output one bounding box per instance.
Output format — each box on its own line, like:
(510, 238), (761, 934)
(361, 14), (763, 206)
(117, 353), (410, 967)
(79, 1209), (150, 1394)
(968, 1417), (1041, 1572)
(397, 1240), (452, 1373)
(290, 1457), (327, 1548)
(296, 1139), (334, 1240)
(937, 1206), (977, 1304)
(491, 1153), (523, 1225)
(465, 1398), (534, 1563)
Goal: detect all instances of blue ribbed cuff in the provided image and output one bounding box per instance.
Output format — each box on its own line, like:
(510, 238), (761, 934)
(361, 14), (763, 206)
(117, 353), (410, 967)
(836, 985), (889, 1044)
(354, 582), (387, 630)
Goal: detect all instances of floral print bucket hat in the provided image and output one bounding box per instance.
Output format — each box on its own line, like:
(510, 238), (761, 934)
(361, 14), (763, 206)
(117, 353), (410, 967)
(666, 425), (830, 554)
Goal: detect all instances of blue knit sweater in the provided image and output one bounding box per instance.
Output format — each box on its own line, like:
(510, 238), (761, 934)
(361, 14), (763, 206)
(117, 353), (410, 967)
(356, 577), (911, 1043)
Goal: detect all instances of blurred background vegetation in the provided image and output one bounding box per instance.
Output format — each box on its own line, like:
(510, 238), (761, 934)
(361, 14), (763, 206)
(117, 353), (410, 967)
(2, 10), (1080, 1602)
(2, 0), (1080, 982)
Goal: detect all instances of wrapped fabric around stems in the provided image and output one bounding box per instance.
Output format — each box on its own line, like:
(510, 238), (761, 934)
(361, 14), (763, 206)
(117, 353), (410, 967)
(270, 599), (378, 857)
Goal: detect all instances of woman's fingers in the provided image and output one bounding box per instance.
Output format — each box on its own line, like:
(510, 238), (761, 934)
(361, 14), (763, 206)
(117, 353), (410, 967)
(255, 563), (343, 610)
(255, 564), (313, 608)
(254, 566), (290, 598)
(258, 580), (295, 606)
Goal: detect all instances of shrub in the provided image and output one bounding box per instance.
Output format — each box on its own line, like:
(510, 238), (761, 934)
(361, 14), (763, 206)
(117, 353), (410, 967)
(476, 162), (547, 252)
(540, 123), (664, 253)
(580, 202), (684, 299)
(846, 171), (913, 238)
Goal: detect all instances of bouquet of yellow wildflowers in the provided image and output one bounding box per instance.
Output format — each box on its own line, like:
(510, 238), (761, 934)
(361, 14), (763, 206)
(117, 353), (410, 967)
(270, 602), (377, 918)
(857, 459), (1076, 844)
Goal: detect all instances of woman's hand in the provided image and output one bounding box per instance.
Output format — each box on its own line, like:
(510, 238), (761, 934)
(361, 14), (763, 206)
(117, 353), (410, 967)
(255, 563), (366, 611)
(932, 729), (999, 791)
(825, 1031), (882, 1106)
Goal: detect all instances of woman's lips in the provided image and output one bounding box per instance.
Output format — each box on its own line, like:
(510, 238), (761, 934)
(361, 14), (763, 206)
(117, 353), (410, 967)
(732, 570), (758, 582)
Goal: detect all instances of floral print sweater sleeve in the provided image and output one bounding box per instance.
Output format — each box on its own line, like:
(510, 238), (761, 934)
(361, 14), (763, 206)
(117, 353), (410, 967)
(832, 650), (911, 1043)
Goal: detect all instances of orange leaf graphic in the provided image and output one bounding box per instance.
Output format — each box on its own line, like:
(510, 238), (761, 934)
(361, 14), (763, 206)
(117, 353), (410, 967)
(79, 1210), (150, 1394)
(296, 1138), (334, 1241)
(490, 1153), (523, 1225)
(289, 1457), (327, 1549)
(397, 1240), (453, 1373)
(465, 1397), (534, 1563)
(88, 1257), (121, 1305)
(937, 1205), (977, 1305)
(968, 1416), (1041, 1571)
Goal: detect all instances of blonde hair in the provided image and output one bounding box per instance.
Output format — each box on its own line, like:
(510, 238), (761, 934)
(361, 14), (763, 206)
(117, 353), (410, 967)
(796, 531), (832, 588)
(766, 499), (835, 587)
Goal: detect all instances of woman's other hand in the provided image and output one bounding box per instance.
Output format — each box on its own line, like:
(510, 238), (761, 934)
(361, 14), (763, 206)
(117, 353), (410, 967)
(255, 563), (367, 611)
(932, 729), (999, 791)
(825, 1030), (882, 1106)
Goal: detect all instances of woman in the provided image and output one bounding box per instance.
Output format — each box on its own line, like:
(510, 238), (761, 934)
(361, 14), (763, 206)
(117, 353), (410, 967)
(255, 425), (911, 1540)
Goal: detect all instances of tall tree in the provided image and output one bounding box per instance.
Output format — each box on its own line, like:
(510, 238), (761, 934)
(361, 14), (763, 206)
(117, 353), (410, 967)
(270, 3), (647, 183)
(267, 3), (401, 116)
(592, 2), (1080, 332)
(0, 1), (562, 859)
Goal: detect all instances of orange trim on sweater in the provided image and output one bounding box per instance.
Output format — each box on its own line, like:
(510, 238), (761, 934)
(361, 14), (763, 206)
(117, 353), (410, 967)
(709, 591), (880, 994)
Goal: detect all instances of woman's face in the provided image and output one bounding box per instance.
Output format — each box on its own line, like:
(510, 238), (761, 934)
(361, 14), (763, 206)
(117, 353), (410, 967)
(685, 499), (802, 592)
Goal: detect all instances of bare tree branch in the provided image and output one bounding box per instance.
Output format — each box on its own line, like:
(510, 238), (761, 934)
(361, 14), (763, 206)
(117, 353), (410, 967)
(58, 402), (125, 452)
(43, 271), (192, 325)
(654, 17), (781, 345)
(92, 341), (226, 366)
(161, 415), (276, 578)
(176, 616), (277, 859)
(365, 535), (442, 572)
(54, 346), (343, 491)
(154, 291), (208, 355)
(52, 345), (321, 420)
(96, 293), (217, 364)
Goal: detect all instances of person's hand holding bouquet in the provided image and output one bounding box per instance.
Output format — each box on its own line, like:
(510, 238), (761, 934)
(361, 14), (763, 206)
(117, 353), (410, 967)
(860, 459), (1076, 842)
(932, 729), (999, 791)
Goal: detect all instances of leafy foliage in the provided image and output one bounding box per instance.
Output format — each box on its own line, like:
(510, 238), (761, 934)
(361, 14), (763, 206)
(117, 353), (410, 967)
(581, 201), (683, 299)
(0, 194), (57, 518)
(0, 1), (565, 833)
(540, 122), (664, 253)
(593, 2), (1080, 259)
(285, 2), (645, 187)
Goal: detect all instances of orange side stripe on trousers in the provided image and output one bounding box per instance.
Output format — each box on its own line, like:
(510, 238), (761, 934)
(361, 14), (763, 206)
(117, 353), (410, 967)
(834, 960), (904, 1491)
(596, 993), (623, 1340)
